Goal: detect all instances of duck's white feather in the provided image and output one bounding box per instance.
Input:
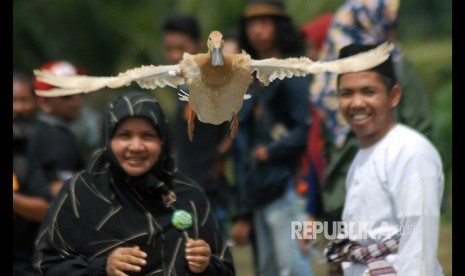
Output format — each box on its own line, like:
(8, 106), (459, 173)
(34, 64), (184, 97)
(33, 31), (394, 130)
(249, 42), (394, 85)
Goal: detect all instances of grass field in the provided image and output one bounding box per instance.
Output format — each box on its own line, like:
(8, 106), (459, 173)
(231, 222), (452, 275)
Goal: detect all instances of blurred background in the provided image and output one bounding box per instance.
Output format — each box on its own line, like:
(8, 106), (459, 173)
(13, 0), (452, 275)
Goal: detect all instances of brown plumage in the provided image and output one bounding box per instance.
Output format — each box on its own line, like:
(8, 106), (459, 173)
(34, 30), (394, 140)
(181, 32), (252, 140)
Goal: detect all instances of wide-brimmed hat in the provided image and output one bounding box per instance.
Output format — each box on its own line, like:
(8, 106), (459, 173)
(241, 0), (289, 20)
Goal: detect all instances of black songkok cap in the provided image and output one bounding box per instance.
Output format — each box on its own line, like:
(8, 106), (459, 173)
(339, 43), (396, 83)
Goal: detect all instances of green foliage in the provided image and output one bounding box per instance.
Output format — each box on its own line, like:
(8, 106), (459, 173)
(432, 82), (452, 171)
(402, 39), (452, 98)
(13, 0), (452, 72)
(432, 81), (452, 224)
(398, 0), (452, 40)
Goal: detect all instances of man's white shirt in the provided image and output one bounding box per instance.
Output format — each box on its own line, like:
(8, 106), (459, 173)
(341, 124), (444, 276)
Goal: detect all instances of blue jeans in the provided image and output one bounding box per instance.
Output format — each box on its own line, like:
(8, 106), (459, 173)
(253, 181), (313, 276)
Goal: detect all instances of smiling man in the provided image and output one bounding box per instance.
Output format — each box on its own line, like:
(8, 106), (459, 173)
(325, 43), (444, 276)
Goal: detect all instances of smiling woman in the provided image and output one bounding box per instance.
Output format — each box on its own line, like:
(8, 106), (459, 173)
(33, 91), (235, 276)
(111, 117), (162, 177)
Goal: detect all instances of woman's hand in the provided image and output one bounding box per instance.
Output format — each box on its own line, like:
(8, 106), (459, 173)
(185, 239), (211, 273)
(106, 246), (147, 276)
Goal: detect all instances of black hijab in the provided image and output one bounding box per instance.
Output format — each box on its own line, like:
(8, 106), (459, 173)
(92, 91), (175, 197)
(34, 92), (235, 276)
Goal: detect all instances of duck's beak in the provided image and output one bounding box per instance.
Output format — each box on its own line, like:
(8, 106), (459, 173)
(211, 47), (224, 66)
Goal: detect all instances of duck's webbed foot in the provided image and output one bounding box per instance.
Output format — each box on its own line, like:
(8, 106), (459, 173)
(188, 109), (196, 142)
(230, 114), (238, 139)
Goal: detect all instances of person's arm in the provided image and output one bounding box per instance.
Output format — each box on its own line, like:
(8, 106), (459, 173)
(27, 129), (84, 201)
(389, 148), (444, 275)
(13, 193), (49, 221)
(35, 245), (107, 276)
(266, 76), (311, 161)
(14, 162), (54, 221)
(33, 187), (107, 276)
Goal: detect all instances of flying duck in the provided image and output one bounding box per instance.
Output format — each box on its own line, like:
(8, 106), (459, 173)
(34, 30), (394, 140)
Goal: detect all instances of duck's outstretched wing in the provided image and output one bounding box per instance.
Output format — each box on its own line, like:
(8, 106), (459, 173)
(307, 42), (395, 74)
(249, 56), (311, 85)
(34, 64), (185, 97)
(250, 42), (394, 85)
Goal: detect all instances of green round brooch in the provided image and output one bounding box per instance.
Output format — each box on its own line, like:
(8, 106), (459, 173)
(171, 209), (193, 231)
